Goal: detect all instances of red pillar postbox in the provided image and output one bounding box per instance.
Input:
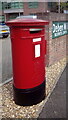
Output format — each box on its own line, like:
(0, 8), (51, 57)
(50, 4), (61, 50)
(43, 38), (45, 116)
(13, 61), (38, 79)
(6, 18), (49, 106)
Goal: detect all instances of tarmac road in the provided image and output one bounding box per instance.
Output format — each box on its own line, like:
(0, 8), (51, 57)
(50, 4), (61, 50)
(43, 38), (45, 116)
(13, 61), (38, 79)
(38, 64), (67, 118)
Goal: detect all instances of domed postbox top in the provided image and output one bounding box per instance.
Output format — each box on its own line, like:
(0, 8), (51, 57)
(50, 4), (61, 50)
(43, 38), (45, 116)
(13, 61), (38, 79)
(6, 18), (49, 27)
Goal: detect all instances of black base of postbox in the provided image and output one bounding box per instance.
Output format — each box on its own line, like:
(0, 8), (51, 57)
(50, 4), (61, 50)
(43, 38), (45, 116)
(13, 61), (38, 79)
(13, 80), (45, 106)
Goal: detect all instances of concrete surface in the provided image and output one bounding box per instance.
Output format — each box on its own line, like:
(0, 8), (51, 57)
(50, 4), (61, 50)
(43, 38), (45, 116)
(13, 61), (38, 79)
(1, 36), (12, 84)
(0, 39), (2, 84)
(38, 64), (67, 118)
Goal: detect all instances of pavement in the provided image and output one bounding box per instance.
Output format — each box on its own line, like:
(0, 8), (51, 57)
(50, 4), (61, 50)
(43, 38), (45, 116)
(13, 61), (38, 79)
(0, 39), (2, 83)
(0, 36), (12, 84)
(38, 64), (67, 118)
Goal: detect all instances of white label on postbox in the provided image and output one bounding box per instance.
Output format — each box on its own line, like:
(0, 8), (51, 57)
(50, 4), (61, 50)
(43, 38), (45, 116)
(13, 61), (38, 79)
(33, 38), (41, 42)
(35, 44), (40, 58)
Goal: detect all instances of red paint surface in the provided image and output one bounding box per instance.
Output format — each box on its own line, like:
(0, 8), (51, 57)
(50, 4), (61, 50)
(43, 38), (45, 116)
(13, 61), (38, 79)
(6, 19), (49, 89)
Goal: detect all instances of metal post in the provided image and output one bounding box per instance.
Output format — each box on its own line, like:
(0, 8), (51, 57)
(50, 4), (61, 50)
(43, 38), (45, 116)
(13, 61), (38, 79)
(19, 12), (20, 16)
(58, 0), (60, 13)
(5, 14), (6, 22)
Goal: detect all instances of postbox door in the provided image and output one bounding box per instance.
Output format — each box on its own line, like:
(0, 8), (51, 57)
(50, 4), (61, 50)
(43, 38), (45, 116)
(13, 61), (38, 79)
(32, 36), (45, 87)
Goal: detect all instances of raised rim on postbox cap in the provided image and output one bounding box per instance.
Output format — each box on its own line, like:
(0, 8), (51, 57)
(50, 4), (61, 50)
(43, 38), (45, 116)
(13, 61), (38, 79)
(6, 18), (49, 27)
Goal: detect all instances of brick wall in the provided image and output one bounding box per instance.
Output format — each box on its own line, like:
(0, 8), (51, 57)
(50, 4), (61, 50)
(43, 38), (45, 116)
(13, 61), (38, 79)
(23, 2), (48, 15)
(36, 12), (68, 66)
